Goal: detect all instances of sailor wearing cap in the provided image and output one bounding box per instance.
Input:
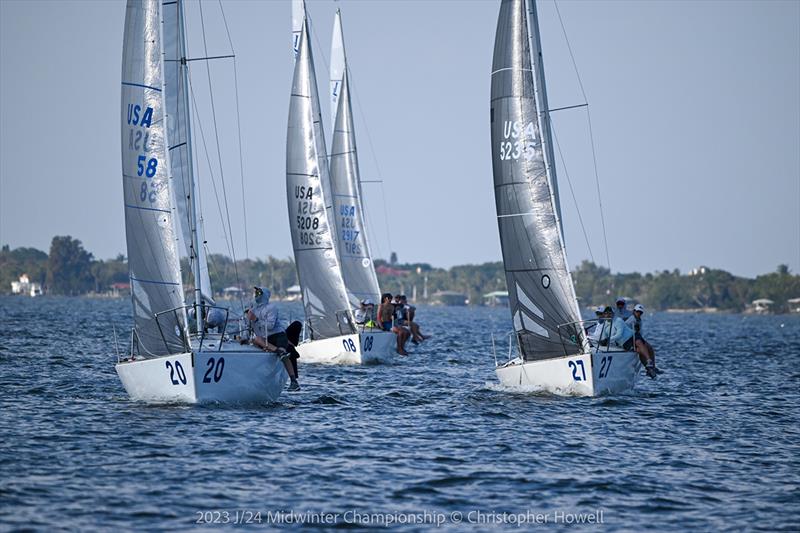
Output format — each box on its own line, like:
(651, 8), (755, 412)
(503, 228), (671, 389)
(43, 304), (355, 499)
(354, 298), (376, 326)
(586, 305), (610, 344)
(614, 297), (632, 320)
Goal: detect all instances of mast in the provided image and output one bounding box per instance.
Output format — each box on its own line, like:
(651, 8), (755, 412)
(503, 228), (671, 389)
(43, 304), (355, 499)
(525, 0), (586, 343)
(526, 0), (563, 237)
(176, 0), (205, 333)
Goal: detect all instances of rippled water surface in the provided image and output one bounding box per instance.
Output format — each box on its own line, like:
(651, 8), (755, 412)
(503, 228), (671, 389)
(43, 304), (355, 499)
(1, 296), (799, 531)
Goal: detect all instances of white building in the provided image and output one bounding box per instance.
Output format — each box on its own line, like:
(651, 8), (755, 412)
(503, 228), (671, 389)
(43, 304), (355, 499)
(751, 298), (774, 313)
(10, 274), (42, 297)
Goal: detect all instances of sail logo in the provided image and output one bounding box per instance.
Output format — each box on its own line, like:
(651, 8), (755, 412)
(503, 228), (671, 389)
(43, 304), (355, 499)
(127, 104), (153, 128)
(294, 185), (313, 199)
(499, 120), (537, 162)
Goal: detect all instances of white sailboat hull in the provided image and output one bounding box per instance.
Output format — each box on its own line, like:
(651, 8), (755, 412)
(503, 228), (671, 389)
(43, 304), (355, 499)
(296, 330), (395, 364)
(115, 342), (287, 404)
(495, 348), (641, 396)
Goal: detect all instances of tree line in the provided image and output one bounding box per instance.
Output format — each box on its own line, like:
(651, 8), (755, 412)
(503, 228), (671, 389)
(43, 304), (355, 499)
(1, 236), (799, 312)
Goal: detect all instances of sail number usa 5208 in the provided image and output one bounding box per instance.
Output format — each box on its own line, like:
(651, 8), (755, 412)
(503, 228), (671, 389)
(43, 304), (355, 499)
(294, 185), (323, 246)
(498, 120), (537, 162)
(126, 102), (161, 203)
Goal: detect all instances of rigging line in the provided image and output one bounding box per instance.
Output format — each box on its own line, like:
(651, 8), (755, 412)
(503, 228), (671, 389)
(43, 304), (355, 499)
(188, 76), (233, 259)
(198, 0), (243, 293)
(550, 120), (595, 264)
(344, 67), (394, 256)
(182, 6), (234, 275)
(584, 109), (610, 270)
(553, 0), (611, 271)
(217, 0), (250, 300)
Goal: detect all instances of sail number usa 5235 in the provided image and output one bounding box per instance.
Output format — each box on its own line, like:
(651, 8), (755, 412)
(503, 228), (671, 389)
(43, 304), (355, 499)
(498, 120), (537, 162)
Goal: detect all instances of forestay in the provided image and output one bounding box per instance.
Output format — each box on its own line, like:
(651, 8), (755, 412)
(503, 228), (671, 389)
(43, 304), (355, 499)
(286, 18), (354, 339)
(162, 0), (213, 305)
(121, 0), (188, 356)
(490, 0), (584, 361)
(329, 11), (381, 308)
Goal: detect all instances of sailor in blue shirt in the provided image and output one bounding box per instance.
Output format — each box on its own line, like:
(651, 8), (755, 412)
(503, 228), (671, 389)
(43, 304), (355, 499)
(247, 286), (300, 391)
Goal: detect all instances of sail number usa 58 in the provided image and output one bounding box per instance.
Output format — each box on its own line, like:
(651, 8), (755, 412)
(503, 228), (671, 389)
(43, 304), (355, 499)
(127, 102), (160, 203)
(498, 120), (537, 162)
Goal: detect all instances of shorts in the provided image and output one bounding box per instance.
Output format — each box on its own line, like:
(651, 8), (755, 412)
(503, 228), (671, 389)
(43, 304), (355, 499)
(382, 321), (392, 331)
(622, 337), (634, 351)
(268, 331), (298, 376)
(634, 332), (645, 342)
(267, 331), (289, 350)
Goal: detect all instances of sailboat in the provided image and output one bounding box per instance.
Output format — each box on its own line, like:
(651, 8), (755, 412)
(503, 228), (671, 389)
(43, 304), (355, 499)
(286, 2), (394, 364)
(490, 0), (640, 395)
(115, 0), (287, 403)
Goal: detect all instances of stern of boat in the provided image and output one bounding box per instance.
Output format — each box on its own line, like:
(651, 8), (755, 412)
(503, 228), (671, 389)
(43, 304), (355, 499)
(296, 329), (395, 364)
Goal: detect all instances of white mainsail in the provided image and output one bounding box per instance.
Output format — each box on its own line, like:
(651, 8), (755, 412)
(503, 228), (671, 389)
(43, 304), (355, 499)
(291, 0), (305, 59)
(330, 10), (345, 127)
(490, 0), (585, 361)
(286, 16), (354, 339)
(162, 0), (213, 306)
(121, 0), (188, 355)
(329, 11), (381, 308)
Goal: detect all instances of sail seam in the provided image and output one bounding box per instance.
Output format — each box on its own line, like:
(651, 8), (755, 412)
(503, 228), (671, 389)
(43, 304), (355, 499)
(125, 204), (171, 213)
(122, 81), (162, 92)
(130, 276), (181, 286)
(497, 212), (535, 218)
(491, 67), (534, 75)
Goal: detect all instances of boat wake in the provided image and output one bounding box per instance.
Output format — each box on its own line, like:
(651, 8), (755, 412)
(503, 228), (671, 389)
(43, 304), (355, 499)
(483, 381), (590, 397)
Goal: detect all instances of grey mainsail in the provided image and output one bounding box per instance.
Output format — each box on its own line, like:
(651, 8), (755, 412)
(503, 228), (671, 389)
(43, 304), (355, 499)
(329, 13), (381, 308)
(121, 0), (188, 355)
(490, 0), (584, 361)
(286, 18), (354, 339)
(162, 0), (213, 306)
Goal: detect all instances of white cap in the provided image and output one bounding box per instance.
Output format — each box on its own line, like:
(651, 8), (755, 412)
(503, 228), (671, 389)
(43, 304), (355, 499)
(634, 304), (645, 312)
(594, 305), (605, 314)
(361, 298), (374, 306)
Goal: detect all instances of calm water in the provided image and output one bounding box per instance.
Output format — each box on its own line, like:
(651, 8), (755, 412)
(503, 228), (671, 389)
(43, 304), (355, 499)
(1, 296), (798, 531)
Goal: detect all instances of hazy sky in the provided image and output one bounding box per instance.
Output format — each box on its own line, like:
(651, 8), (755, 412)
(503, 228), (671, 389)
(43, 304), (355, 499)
(1, 0), (798, 278)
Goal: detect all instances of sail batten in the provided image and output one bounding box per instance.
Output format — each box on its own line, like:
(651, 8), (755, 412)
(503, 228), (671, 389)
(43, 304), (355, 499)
(490, 0), (583, 361)
(121, 0), (187, 356)
(286, 17), (353, 340)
